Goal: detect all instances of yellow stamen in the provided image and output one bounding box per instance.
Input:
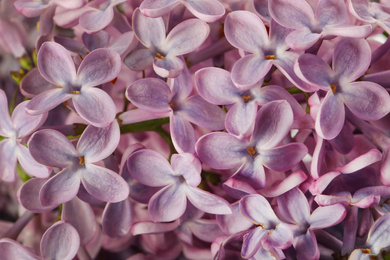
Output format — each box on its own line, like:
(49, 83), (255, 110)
(79, 156), (85, 165)
(109, 77), (118, 85)
(155, 53), (165, 59)
(361, 249), (371, 254)
(72, 90), (81, 95)
(330, 83), (337, 94)
(168, 102), (173, 108)
(265, 55), (276, 60)
(242, 95), (252, 102)
(247, 147), (256, 155)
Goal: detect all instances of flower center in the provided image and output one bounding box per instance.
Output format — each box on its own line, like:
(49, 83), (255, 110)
(242, 95), (252, 102)
(330, 83), (337, 94)
(72, 90), (81, 94)
(361, 249), (371, 254)
(154, 53), (165, 59)
(79, 156), (85, 165)
(247, 146), (256, 156)
(265, 55), (276, 60)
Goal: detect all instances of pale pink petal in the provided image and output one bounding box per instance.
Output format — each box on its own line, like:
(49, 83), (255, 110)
(132, 8), (165, 48)
(124, 48), (154, 71)
(309, 204), (346, 229)
(140, 0), (180, 17)
(182, 0), (225, 23)
(25, 88), (72, 116)
(269, 0), (314, 29)
(12, 101), (47, 137)
(153, 55), (184, 78)
(170, 114), (196, 154)
(260, 143), (308, 172)
(186, 187), (232, 215)
(20, 68), (57, 98)
(17, 144), (50, 178)
(18, 178), (56, 213)
(0, 140), (17, 182)
(241, 228), (268, 259)
(0, 238), (39, 260)
(79, 8), (114, 33)
(0, 90), (13, 137)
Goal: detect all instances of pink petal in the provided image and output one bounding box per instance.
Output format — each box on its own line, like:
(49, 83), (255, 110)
(20, 68), (56, 98)
(0, 90), (13, 137)
(37, 42), (76, 86)
(124, 48), (154, 71)
(241, 228), (268, 258)
(18, 177), (56, 213)
(153, 55), (184, 78)
(225, 102), (257, 139)
(0, 238), (39, 259)
(12, 101), (47, 137)
(81, 164), (129, 203)
(76, 121), (120, 163)
(25, 88), (71, 116)
(269, 0), (314, 29)
(182, 0), (225, 23)
(239, 194), (279, 227)
(366, 213), (390, 254)
(260, 143), (308, 172)
(72, 87), (116, 127)
(103, 199), (133, 237)
(140, 0), (180, 17)
(186, 187), (232, 215)
(17, 144), (50, 178)
(40, 221), (80, 260)
(308, 204), (347, 229)
(285, 28), (321, 51)
(170, 114), (196, 154)
(79, 7), (114, 33)
(132, 8), (165, 48)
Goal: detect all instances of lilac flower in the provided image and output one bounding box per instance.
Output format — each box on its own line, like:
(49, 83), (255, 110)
(0, 90), (50, 182)
(224, 11), (316, 91)
(0, 221), (80, 260)
(28, 121), (129, 207)
(125, 67), (225, 154)
(239, 194), (293, 259)
(25, 42), (121, 127)
(127, 149), (232, 222)
(124, 8), (210, 78)
(196, 100), (308, 192)
(269, 0), (371, 51)
(139, 0), (226, 23)
(295, 38), (390, 140)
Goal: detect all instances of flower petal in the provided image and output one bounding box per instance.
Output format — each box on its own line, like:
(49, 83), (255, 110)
(153, 55), (184, 78)
(186, 187), (232, 215)
(0, 238), (39, 260)
(315, 92), (345, 140)
(81, 164), (129, 203)
(77, 48), (121, 88)
(140, 0), (180, 17)
(260, 143), (308, 172)
(127, 149), (175, 187)
(277, 188), (310, 225)
(225, 102), (257, 139)
(148, 184), (187, 222)
(40, 221), (80, 260)
(170, 114), (196, 154)
(224, 10), (268, 53)
(241, 228), (268, 259)
(269, 0), (314, 28)
(18, 177), (56, 213)
(132, 8), (165, 48)
(0, 90), (13, 137)
(0, 140), (17, 182)
(182, 0), (225, 23)
(308, 204), (346, 229)
(17, 144), (50, 178)
(239, 194), (279, 227)
(12, 101), (47, 137)
(37, 42), (76, 86)
(40, 168), (81, 207)
(366, 213), (390, 254)
(79, 8), (114, 33)
(285, 28), (321, 51)
(165, 19), (210, 56)
(20, 68), (57, 98)
(77, 121), (120, 163)
(72, 87), (116, 127)
(102, 199), (133, 237)
(25, 88), (71, 115)
(28, 129), (77, 168)
(342, 81), (390, 121)
(124, 48), (154, 71)
(126, 78), (171, 113)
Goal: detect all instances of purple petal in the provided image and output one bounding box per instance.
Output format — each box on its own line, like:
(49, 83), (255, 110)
(239, 194), (279, 227)
(366, 213), (390, 254)
(195, 67), (240, 105)
(148, 184), (187, 222)
(103, 199), (132, 237)
(126, 78), (171, 113)
(77, 121), (120, 163)
(140, 0), (180, 17)
(170, 114), (196, 154)
(37, 42), (76, 86)
(153, 55), (184, 78)
(337, 149), (382, 174)
(79, 8), (114, 33)
(182, 0), (225, 23)
(224, 10), (268, 53)
(259, 170), (308, 198)
(231, 54), (271, 90)
(25, 88), (71, 115)
(225, 102), (257, 139)
(0, 90), (13, 137)
(315, 92), (345, 140)
(285, 28), (321, 51)
(241, 228), (268, 258)
(127, 149), (175, 187)
(17, 144), (50, 178)
(62, 197), (96, 244)
(171, 153), (201, 187)
(165, 19), (210, 56)
(77, 48), (121, 88)
(40, 168), (81, 207)
(260, 143), (308, 172)
(18, 178), (56, 213)
(294, 53), (333, 89)
(20, 68), (57, 98)
(132, 8), (165, 48)
(333, 38), (371, 82)
(54, 35), (89, 56)
(322, 24), (372, 38)
(294, 230), (319, 260)
(216, 202), (253, 235)
(269, 0), (314, 28)
(267, 222), (293, 249)
(180, 95), (225, 130)
(14, 0), (48, 17)
(342, 81), (390, 121)
(131, 220), (180, 235)
(124, 48), (154, 71)
(316, 0), (347, 26)
(195, 132), (246, 169)
(253, 100), (293, 150)
(308, 204), (346, 229)
(28, 129), (77, 168)
(0, 238), (39, 259)
(81, 164), (129, 203)
(277, 188), (310, 225)
(186, 187), (232, 215)
(0, 140), (17, 182)
(12, 101), (47, 137)
(72, 87), (116, 127)
(40, 221), (80, 260)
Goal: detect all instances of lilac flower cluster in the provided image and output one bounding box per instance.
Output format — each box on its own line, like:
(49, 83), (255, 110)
(2, 0), (390, 259)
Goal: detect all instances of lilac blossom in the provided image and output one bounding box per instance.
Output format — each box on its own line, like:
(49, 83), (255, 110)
(26, 42), (121, 127)
(124, 8), (210, 78)
(127, 149), (232, 222)
(295, 38), (390, 140)
(0, 89), (50, 182)
(139, 0), (226, 23)
(196, 100), (308, 192)
(224, 11), (316, 91)
(269, 0), (372, 51)
(27, 121), (129, 207)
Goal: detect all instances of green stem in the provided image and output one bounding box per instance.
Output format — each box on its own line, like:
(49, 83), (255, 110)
(119, 117), (170, 134)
